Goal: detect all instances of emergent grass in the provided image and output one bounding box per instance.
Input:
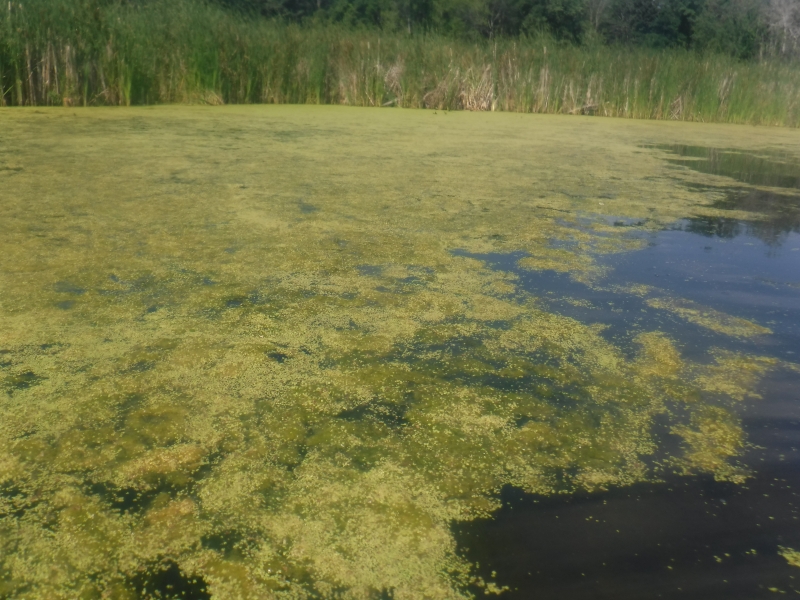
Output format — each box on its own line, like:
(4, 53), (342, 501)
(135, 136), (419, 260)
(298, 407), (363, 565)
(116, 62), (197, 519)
(2, 0), (800, 124)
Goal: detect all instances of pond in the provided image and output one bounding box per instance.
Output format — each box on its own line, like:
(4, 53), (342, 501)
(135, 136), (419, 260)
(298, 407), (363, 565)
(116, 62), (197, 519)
(0, 106), (798, 599)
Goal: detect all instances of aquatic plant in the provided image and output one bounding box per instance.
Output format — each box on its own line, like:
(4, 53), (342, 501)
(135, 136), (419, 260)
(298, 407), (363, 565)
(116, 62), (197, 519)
(0, 107), (796, 598)
(780, 546), (800, 568)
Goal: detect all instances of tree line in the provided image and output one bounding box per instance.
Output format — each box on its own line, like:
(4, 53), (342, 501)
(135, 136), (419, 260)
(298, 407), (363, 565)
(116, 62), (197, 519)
(214, 0), (799, 59)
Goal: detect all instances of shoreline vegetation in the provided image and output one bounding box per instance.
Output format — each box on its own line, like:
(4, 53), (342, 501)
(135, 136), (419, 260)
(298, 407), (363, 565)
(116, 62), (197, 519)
(2, 1), (800, 125)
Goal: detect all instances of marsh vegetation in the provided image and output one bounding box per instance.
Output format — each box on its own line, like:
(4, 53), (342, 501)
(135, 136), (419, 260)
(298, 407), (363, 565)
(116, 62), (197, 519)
(3, 0), (800, 125)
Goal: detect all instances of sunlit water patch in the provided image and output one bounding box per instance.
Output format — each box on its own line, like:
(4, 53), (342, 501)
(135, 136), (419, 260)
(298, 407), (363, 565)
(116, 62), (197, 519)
(1, 107), (799, 599)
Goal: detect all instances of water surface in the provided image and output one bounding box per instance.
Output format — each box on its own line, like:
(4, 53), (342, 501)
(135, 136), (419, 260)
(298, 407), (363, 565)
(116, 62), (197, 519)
(1, 108), (799, 599)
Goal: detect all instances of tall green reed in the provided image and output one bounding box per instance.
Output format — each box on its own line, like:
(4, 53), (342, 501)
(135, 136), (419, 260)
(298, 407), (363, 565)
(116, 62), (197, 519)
(2, 0), (799, 125)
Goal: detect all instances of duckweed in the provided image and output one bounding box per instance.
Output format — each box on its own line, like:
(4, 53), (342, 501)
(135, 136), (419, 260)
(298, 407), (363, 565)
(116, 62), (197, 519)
(780, 547), (800, 569)
(0, 107), (796, 599)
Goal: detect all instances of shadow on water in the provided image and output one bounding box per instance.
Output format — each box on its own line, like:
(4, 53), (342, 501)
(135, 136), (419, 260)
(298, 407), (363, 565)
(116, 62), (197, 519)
(649, 145), (800, 189)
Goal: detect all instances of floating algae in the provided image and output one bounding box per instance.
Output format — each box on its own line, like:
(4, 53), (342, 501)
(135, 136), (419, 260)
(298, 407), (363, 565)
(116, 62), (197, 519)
(645, 296), (773, 338)
(780, 547), (800, 569)
(0, 107), (797, 598)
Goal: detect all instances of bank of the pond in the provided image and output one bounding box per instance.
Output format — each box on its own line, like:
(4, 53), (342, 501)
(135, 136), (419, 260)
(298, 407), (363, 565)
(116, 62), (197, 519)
(2, 0), (800, 126)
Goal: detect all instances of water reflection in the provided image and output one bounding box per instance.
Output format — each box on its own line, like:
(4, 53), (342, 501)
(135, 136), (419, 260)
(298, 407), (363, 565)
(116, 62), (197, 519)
(458, 217), (800, 597)
(682, 188), (800, 247)
(458, 145), (800, 598)
(651, 144), (800, 189)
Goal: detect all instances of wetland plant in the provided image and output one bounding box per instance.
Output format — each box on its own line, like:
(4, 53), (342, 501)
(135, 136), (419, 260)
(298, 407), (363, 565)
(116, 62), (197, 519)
(1, 0), (800, 125)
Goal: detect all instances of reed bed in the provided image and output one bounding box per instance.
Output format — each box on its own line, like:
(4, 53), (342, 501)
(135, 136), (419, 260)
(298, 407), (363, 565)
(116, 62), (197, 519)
(2, 0), (800, 125)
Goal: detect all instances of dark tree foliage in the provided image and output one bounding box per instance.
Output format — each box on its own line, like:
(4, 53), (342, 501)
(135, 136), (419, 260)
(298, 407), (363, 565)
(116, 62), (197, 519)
(215, 0), (433, 27)
(210, 0), (773, 57)
(692, 0), (767, 58)
(600, 0), (701, 47)
(522, 0), (588, 41)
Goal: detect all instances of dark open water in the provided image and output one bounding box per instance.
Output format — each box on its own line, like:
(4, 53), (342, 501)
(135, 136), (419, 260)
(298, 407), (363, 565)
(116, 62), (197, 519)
(458, 146), (800, 599)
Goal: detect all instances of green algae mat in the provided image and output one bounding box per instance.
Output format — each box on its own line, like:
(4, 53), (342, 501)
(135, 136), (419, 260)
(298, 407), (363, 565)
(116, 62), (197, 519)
(1, 107), (799, 599)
